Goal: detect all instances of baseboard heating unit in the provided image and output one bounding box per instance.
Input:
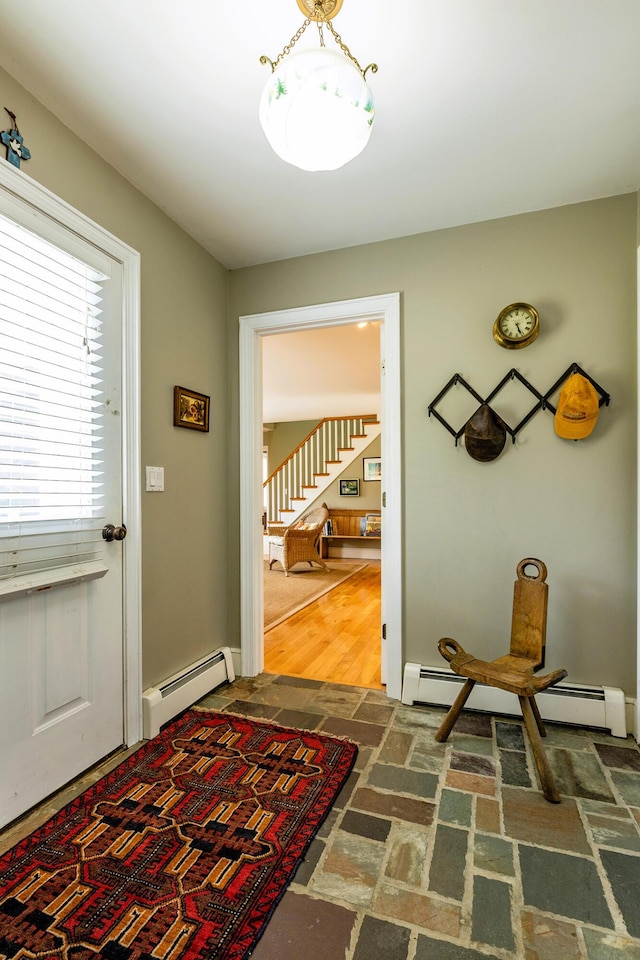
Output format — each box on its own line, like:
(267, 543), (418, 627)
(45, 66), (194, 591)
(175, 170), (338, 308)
(142, 647), (235, 739)
(402, 663), (627, 739)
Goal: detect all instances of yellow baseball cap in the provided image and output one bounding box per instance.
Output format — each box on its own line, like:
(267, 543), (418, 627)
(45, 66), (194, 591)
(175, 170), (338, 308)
(554, 373), (599, 439)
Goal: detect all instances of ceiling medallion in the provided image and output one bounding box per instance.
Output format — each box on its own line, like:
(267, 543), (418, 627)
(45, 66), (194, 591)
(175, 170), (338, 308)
(295, 0), (343, 20)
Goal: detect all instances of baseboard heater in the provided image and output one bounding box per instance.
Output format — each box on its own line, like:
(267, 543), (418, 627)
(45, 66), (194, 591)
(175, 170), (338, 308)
(142, 647), (235, 739)
(402, 662), (627, 738)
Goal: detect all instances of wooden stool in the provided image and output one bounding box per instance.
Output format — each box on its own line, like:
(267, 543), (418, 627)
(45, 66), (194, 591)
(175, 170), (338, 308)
(435, 558), (568, 803)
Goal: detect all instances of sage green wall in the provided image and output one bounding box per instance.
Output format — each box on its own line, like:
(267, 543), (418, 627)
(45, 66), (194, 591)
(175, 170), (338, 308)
(230, 194), (638, 695)
(0, 67), (230, 689)
(266, 421), (318, 475)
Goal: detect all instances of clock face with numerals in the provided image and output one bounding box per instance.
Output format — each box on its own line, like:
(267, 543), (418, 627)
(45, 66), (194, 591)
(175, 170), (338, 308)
(493, 302), (540, 349)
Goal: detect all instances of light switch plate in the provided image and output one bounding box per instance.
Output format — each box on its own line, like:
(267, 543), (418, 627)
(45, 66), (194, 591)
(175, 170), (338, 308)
(145, 466), (164, 491)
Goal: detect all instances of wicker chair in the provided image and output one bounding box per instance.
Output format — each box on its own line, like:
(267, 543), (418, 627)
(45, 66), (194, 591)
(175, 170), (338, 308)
(268, 503), (330, 577)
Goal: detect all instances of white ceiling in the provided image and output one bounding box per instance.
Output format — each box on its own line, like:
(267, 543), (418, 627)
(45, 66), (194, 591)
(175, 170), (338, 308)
(1, 1), (639, 271)
(262, 322), (380, 422)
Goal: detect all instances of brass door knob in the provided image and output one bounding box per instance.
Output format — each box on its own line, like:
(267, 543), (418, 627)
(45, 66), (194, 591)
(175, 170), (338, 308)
(102, 523), (127, 542)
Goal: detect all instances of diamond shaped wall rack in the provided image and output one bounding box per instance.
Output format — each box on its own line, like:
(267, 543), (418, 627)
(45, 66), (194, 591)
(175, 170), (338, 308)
(428, 363), (610, 445)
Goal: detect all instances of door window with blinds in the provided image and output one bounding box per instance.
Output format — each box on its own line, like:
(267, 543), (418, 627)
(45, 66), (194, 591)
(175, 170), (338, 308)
(0, 205), (112, 591)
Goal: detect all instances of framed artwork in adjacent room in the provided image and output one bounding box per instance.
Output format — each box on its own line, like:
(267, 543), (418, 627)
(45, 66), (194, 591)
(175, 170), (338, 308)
(339, 478), (360, 497)
(363, 456), (381, 481)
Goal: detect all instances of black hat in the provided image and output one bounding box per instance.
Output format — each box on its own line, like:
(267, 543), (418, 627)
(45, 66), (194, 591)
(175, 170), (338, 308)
(464, 405), (507, 462)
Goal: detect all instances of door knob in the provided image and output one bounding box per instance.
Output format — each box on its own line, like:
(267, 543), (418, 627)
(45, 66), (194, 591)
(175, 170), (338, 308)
(102, 523), (127, 542)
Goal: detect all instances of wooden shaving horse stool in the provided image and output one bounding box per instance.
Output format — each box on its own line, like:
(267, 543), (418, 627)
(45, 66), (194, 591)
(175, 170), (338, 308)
(435, 558), (568, 803)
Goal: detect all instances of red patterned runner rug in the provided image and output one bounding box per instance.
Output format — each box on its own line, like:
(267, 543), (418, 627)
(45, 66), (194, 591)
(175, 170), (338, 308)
(0, 709), (357, 960)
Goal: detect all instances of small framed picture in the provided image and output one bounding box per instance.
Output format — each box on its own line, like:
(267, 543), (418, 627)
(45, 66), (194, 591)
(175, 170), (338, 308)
(174, 386), (210, 432)
(339, 478), (360, 497)
(363, 456), (382, 481)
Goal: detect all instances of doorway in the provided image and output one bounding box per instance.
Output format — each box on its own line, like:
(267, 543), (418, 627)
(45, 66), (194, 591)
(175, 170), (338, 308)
(239, 293), (402, 700)
(261, 323), (382, 684)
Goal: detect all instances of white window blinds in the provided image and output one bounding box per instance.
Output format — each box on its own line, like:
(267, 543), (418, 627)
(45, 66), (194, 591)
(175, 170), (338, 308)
(0, 210), (108, 581)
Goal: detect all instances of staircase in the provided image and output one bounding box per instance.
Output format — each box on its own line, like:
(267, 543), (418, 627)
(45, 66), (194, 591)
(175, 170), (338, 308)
(264, 415), (380, 526)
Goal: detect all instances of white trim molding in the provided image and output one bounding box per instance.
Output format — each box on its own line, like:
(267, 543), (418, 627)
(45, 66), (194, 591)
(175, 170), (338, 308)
(239, 293), (403, 700)
(628, 697), (638, 741)
(0, 160), (143, 746)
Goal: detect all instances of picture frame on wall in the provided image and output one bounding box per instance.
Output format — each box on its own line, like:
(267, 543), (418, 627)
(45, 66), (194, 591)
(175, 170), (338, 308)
(339, 478), (360, 497)
(174, 385), (210, 432)
(363, 456), (382, 481)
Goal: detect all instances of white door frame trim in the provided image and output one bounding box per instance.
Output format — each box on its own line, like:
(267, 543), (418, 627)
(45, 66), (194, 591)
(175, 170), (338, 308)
(239, 292), (403, 701)
(0, 162), (143, 746)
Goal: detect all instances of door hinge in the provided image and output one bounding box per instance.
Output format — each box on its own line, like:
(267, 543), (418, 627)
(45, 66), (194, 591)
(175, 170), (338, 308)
(382, 623), (387, 640)
(382, 491), (386, 507)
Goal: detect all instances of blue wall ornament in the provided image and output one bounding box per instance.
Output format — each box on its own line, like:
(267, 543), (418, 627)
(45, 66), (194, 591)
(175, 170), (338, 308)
(1, 108), (31, 168)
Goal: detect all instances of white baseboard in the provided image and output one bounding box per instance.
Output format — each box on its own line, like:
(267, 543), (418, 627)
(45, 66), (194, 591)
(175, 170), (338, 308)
(402, 662), (628, 739)
(142, 647), (235, 739)
(626, 699), (638, 741)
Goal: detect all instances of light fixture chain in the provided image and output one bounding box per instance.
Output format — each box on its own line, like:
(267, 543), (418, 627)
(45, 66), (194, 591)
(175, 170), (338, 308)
(321, 13), (379, 79)
(324, 18), (362, 72)
(260, 17), (312, 72)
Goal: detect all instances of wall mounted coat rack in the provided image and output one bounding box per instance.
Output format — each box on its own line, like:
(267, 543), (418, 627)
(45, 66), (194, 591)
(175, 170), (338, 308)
(428, 363), (611, 445)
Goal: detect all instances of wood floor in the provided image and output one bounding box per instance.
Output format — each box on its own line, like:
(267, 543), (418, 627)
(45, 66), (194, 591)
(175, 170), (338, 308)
(264, 560), (383, 689)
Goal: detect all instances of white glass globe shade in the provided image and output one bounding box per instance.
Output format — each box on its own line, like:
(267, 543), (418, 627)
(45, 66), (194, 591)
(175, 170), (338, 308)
(259, 47), (375, 171)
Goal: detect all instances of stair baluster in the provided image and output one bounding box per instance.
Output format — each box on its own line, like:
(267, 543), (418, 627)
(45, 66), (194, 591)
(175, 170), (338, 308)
(264, 415), (380, 525)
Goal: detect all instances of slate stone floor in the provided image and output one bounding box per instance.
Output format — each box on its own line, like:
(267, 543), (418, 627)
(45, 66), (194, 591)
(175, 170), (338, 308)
(2, 672), (640, 960)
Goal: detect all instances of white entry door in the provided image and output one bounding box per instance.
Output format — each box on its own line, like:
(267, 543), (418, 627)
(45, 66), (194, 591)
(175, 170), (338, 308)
(0, 186), (129, 828)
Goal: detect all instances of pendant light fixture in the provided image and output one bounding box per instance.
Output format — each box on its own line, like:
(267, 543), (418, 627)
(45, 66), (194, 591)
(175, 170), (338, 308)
(259, 0), (378, 172)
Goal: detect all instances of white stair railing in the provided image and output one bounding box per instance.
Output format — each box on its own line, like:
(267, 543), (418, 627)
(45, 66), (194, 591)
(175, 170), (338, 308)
(264, 415), (378, 524)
